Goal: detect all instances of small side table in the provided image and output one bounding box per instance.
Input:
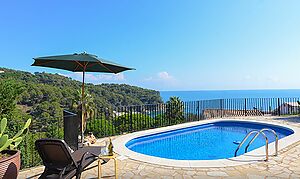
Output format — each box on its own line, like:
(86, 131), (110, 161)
(98, 153), (118, 179)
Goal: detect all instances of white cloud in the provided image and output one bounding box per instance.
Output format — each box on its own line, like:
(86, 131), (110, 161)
(144, 77), (153, 81)
(144, 71), (174, 82)
(97, 73), (125, 81)
(142, 71), (178, 90)
(61, 72), (126, 83)
(157, 71), (173, 80)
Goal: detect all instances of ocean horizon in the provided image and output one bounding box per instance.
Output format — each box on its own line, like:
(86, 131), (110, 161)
(160, 89), (300, 102)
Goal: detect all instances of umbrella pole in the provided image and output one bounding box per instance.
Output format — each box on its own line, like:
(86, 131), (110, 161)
(81, 69), (85, 145)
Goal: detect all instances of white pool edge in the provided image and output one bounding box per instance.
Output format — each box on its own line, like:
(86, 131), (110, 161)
(113, 118), (300, 168)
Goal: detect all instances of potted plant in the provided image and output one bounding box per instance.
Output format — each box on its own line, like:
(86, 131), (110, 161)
(0, 118), (31, 179)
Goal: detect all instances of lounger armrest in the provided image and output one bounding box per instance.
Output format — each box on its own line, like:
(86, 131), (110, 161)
(87, 152), (99, 158)
(77, 151), (99, 172)
(78, 152), (90, 171)
(88, 152), (108, 164)
(59, 167), (67, 178)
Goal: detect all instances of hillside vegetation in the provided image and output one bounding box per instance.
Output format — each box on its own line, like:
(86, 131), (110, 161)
(0, 67), (162, 121)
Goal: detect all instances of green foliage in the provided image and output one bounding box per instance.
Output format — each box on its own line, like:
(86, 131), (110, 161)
(114, 113), (157, 134)
(185, 113), (200, 121)
(0, 67), (162, 122)
(85, 117), (113, 138)
(0, 118), (31, 153)
(20, 131), (47, 168)
(72, 90), (95, 131)
(0, 80), (24, 118)
(166, 96), (184, 124)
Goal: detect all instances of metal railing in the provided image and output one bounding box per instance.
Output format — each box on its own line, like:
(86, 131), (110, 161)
(19, 97), (300, 168)
(234, 130), (269, 161)
(245, 128), (278, 156)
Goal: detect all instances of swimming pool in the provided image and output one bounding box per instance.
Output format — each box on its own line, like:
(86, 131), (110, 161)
(125, 121), (293, 160)
(114, 119), (300, 167)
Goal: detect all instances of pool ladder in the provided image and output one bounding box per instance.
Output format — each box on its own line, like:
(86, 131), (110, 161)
(234, 128), (278, 161)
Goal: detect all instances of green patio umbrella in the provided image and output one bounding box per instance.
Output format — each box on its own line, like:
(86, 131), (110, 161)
(32, 52), (135, 143)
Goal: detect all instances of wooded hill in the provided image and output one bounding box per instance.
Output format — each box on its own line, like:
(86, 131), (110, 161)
(0, 67), (162, 121)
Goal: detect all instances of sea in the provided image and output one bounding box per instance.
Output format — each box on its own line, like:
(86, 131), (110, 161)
(160, 89), (300, 102)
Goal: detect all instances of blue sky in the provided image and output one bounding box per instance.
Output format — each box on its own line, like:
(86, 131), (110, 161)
(0, 1), (300, 91)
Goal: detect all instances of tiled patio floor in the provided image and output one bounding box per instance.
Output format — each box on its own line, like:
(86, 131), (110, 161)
(19, 116), (300, 178)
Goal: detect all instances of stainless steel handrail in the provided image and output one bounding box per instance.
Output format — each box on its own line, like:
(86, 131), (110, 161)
(245, 128), (278, 156)
(234, 130), (260, 157)
(234, 130), (269, 161)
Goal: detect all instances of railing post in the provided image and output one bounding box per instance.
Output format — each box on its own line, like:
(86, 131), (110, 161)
(129, 106), (133, 132)
(277, 98), (281, 116)
(197, 101), (200, 120)
(220, 99), (223, 118)
(244, 98), (247, 116)
(298, 100), (300, 115)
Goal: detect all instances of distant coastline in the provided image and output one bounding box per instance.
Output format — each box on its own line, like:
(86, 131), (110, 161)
(160, 89), (300, 102)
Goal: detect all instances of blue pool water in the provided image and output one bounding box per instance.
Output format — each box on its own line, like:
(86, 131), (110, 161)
(126, 121), (294, 160)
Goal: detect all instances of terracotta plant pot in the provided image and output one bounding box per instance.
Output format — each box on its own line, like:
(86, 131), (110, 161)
(0, 150), (20, 179)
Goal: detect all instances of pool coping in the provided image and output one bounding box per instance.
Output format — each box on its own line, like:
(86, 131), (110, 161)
(113, 118), (300, 168)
